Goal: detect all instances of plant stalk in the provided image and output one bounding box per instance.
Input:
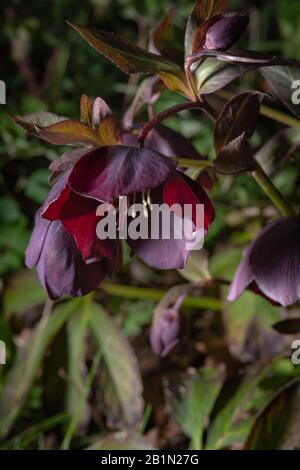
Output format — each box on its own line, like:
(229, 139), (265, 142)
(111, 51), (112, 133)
(252, 162), (296, 217)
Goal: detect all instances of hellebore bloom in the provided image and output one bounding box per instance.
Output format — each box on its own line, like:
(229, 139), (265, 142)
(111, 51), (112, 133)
(228, 216), (300, 307)
(63, 145), (215, 270)
(26, 173), (120, 300)
(150, 306), (182, 357)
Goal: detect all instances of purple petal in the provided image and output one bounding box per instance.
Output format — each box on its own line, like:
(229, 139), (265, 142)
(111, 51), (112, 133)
(69, 145), (175, 201)
(204, 12), (249, 51)
(37, 221), (108, 300)
(250, 217), (300, 307)
(227, 245), (254, 301)
(25, 172), (71, 268)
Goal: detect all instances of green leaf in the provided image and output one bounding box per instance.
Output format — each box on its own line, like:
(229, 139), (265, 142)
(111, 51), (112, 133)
(89, 302), (144, 429)
(206, 360), (280, 450)
(25, 169), (50, 204)
(66, 307), (89, 433)
(68, 23), (183, 77)
(260, 64), (300, 119)
(171, 368), (223, 450)
(223, 290), (280, 360)
(178, 249), (211, 283)
(86, 432), (155, 450)
(245, 380), (300, 450)
(4, 271), (46, 319)
(195, 60), (261, 95)
(0, 299), (80, 436)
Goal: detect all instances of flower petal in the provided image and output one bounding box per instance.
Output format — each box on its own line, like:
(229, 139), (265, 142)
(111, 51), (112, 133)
(250, 217), (300, 307)
(25, 172), (71, 268)
(69, 145), (176, 201)
(227, 245), (254, 301)
(163, 172), (215, 230)
(43, 186), (117, 262)
(36, 221), (108, 300)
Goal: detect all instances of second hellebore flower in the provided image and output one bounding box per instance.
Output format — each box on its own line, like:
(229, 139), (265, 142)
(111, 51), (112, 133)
(228, 216), (300, 307)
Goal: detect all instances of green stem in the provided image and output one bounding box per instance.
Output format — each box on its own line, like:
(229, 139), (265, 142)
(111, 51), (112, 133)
(174, 158), (213, 170)
(100, 282), (223, 311)
(252, 162), (296, 217)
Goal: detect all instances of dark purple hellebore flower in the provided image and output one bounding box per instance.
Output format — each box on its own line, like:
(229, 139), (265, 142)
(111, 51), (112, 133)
(228, 216), (300, 307)
(26, 173), (119, 300)
(65, 145), (215, 270)
(204, 12), (249, 51)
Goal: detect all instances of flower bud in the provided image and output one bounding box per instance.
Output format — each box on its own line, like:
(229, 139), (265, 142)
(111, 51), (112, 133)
(150, 307), (182, 357)
(204, 13), (249, 51)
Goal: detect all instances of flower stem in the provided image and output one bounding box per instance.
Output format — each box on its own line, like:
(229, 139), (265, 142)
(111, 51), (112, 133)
(252, 162), (296, 217)
(138, 100), (213, 146)
(174, 158), (213, 169)
(100, 282), (223, 311)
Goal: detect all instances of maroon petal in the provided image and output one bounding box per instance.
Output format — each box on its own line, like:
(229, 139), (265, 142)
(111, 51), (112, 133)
(163, 172), (215, 230)
(36, 221), (108, 300)
(69, 145), (176, 201)
(43, 185), (116, 263)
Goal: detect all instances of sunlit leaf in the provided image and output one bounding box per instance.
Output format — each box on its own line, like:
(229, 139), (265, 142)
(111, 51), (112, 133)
(98, 116), (123, 145)
(12, 112), (67, 134)
(36, 119), (102, 146)
(80, 94), (93, 126)
(159, 72), (193, 99)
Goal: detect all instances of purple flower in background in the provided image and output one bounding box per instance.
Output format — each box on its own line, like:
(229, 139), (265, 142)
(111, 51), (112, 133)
(228, 216), (300, 307)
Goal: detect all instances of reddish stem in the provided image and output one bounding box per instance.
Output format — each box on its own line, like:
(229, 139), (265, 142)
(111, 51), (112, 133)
(138, 100), (214, 147)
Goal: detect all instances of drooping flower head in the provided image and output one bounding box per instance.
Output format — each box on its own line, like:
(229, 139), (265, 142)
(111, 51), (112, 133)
(228, 216), (300, 307)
